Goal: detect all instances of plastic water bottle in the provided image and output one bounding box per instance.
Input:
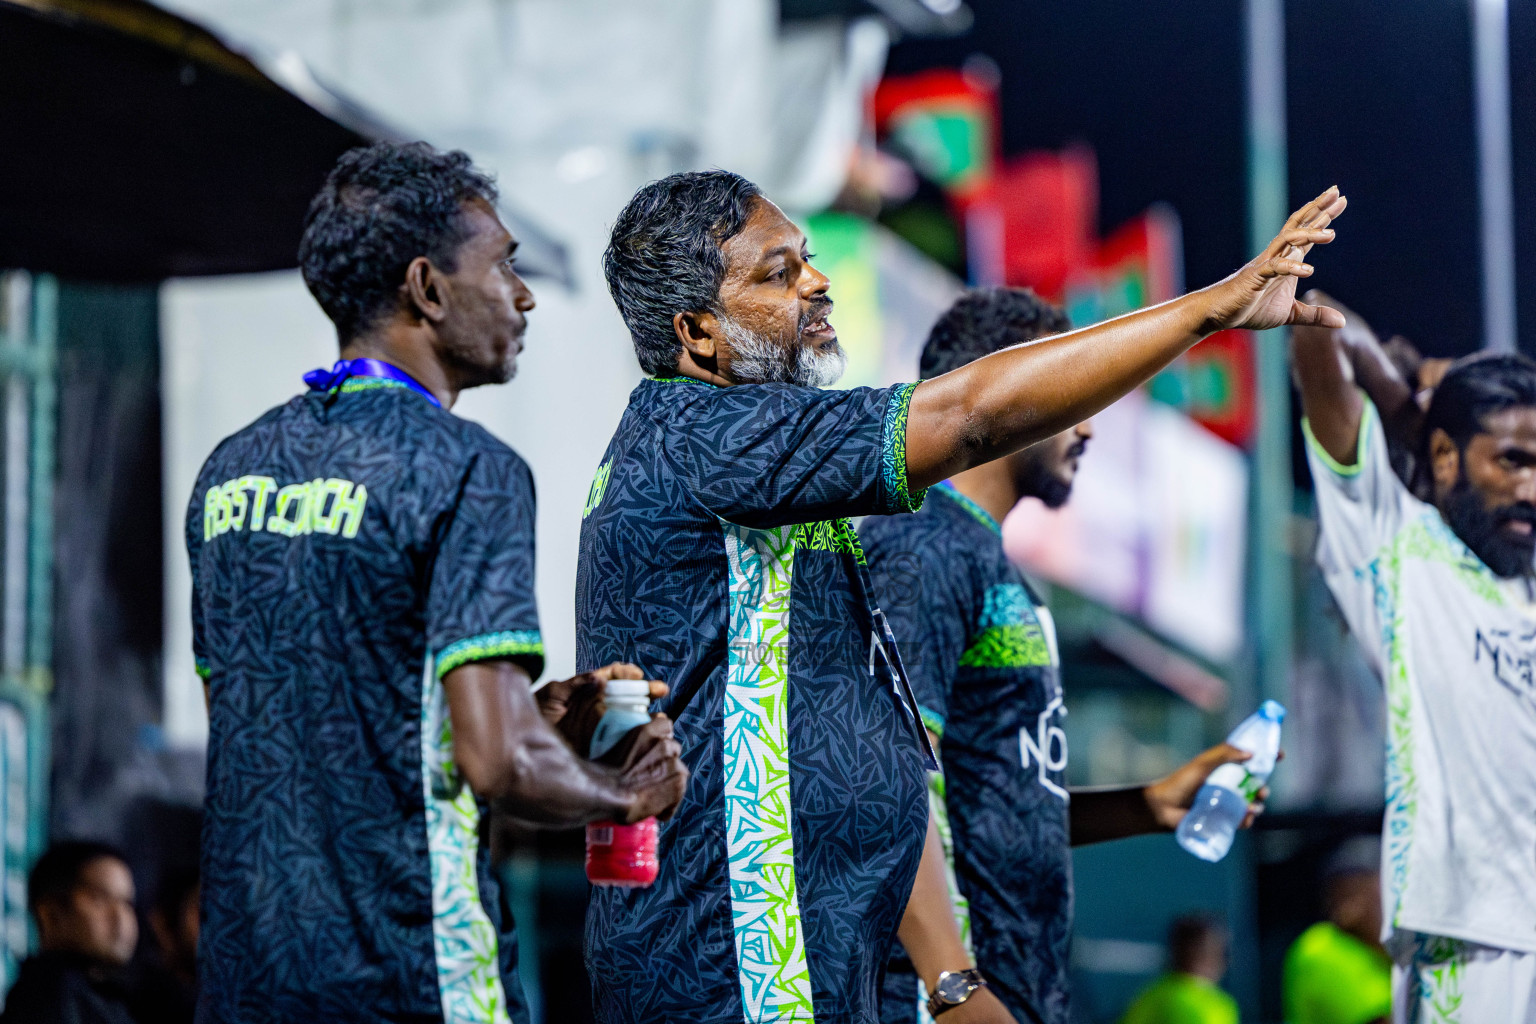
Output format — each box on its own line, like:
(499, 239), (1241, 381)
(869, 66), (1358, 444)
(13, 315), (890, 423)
(1176, 700), (1285, 863)
(585, 679), (659, 887)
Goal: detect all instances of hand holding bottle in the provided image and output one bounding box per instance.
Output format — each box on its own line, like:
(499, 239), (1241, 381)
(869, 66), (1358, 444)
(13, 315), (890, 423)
(1175, 701), (1285, 862)
(587, 678), (687, 886)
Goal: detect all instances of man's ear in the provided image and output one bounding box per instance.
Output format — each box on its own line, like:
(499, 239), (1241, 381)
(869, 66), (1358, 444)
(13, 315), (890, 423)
(1429, 427), (1461, 496)
(403, 256), (448, 325)
(33, 901), (61, 947)
(673, 310), (719, 362)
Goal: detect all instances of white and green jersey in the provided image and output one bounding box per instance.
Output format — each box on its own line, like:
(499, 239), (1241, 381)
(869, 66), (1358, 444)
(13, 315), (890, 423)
(1306, 397), (1536, 953)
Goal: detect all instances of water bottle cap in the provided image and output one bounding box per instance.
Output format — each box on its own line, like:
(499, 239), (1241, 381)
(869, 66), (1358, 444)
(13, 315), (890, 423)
(605, 679), (652, 699)
(1258, 699), (1286, 722)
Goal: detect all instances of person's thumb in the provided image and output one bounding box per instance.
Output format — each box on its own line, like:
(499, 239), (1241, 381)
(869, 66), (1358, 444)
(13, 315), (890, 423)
(1205, 742), (1253, 768)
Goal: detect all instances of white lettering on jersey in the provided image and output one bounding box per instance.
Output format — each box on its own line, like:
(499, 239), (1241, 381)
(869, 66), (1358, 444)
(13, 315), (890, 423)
(1019, 694), (1069, 801)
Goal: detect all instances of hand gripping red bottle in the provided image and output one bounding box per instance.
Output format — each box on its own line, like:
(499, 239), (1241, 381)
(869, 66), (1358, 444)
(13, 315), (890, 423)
(585, 679), (659, 887)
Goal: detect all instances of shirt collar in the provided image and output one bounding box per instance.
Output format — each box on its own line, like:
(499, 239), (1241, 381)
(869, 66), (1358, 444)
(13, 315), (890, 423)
(935, 481), (1002, 535)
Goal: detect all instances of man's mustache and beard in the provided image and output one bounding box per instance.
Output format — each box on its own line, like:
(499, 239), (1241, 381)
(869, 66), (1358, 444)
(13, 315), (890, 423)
(442, 313), (527, 388)
(720, 298), (846, 388)
(1442, 473), (1536, 578)
(1016, 435), (1089, 510)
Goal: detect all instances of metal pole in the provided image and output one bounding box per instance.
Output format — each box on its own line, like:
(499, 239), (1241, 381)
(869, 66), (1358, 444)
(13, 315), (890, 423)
(1472, 0), (1517, 352)
(1, 278), (28, 679)
(0, 275), (30, 987)
(22, 276), (55, 873)
(1246, 0), (1291, 717)
(1237, 1), (1291, 1015)
(25, 275), (54, 686)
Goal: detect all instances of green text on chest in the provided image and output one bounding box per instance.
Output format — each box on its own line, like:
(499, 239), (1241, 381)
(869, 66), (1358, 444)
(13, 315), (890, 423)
(204, 475), (368, 541)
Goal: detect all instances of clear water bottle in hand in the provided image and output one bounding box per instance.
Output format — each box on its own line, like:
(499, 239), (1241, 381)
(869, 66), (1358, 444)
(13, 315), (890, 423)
(1176, 700), (1285, 863)
(585, 679), (660, 887)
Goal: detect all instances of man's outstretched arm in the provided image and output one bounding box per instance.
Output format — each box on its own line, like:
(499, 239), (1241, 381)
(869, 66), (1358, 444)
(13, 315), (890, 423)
(444, 660), (688, 828)
(904, 188), (1347, 490)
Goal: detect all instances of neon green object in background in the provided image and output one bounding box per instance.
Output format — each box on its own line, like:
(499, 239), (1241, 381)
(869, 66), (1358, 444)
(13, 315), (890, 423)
(1120, 972), (1239, 1024)
(1283, 922), (1391, 1024)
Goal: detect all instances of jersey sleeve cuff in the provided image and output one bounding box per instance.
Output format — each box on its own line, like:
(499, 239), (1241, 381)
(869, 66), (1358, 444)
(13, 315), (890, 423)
(435, 629), (545, 680)
(881, 382), (928, 514)
(1301, 393), (1373, 479)
(194, 659), (211, 681)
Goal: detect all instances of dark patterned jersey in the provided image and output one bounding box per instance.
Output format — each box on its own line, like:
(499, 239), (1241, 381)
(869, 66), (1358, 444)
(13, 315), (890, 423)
(861, 484), (1072, 1024)
(186, 376), (545, 1024)
(575, 376), (931, 1024)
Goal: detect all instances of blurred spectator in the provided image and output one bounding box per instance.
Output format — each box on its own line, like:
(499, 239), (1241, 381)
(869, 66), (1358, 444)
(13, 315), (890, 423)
(1, 841), (137, 1024)
(1119, 915), (1239, 1024)
(1283, 838), (1390, 1024)
(126, 867), (198, 1024)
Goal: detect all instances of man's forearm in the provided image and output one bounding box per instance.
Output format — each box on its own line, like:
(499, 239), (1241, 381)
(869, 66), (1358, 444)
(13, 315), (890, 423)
(1067, 787), (1164, 846)
(1348, 342), (1413, 425)
(488, 730), (639, 828)
(1291, 324), (1365, 467)
(898, 807), (971, 990)
(905, 290), (1211, 489)
(445, 660), (650, 828)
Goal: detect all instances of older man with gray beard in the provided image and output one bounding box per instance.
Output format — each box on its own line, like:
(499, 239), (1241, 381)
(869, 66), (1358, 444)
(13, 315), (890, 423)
(575, 169), (1346, 1024)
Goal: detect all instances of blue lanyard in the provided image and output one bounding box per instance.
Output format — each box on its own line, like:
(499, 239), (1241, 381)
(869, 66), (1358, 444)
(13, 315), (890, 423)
(302, 357), (442, 408)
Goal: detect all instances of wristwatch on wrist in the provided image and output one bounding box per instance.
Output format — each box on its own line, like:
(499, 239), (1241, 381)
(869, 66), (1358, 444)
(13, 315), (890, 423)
(927, 968), (986, 1017)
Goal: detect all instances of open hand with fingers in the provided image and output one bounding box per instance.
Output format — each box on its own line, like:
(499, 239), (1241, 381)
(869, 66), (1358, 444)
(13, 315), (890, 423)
(1201, 186), (1349, 334)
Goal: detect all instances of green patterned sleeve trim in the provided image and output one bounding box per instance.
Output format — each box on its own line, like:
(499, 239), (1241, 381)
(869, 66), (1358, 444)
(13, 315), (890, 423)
(881, 382), (927, 514)
(435, 630), (545, 679)
(1301, 394), (1373, 479)
(919, 704), (945, 741)
(194, 660), (211, 681)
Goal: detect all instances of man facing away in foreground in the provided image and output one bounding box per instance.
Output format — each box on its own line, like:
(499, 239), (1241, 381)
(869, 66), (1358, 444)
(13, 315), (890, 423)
(1294, 308), (1536, 1021)
(862, 288), (1268, 1024)
(187, 142), (686, 1024)
(576, 169), (1344, 1023)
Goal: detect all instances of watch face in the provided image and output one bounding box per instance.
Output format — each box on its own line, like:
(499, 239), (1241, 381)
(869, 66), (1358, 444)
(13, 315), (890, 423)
(935, 972), (975, 1003)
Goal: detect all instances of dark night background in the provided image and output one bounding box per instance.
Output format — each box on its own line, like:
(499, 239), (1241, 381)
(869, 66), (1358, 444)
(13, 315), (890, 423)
(888, 0), (1503, 359)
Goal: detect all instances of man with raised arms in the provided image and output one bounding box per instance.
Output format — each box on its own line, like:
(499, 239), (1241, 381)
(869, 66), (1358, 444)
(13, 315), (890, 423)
(187, 142), (687, 1024)
(1294, 304), (1536, 1021)
(577, 170), (1343, 1023)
